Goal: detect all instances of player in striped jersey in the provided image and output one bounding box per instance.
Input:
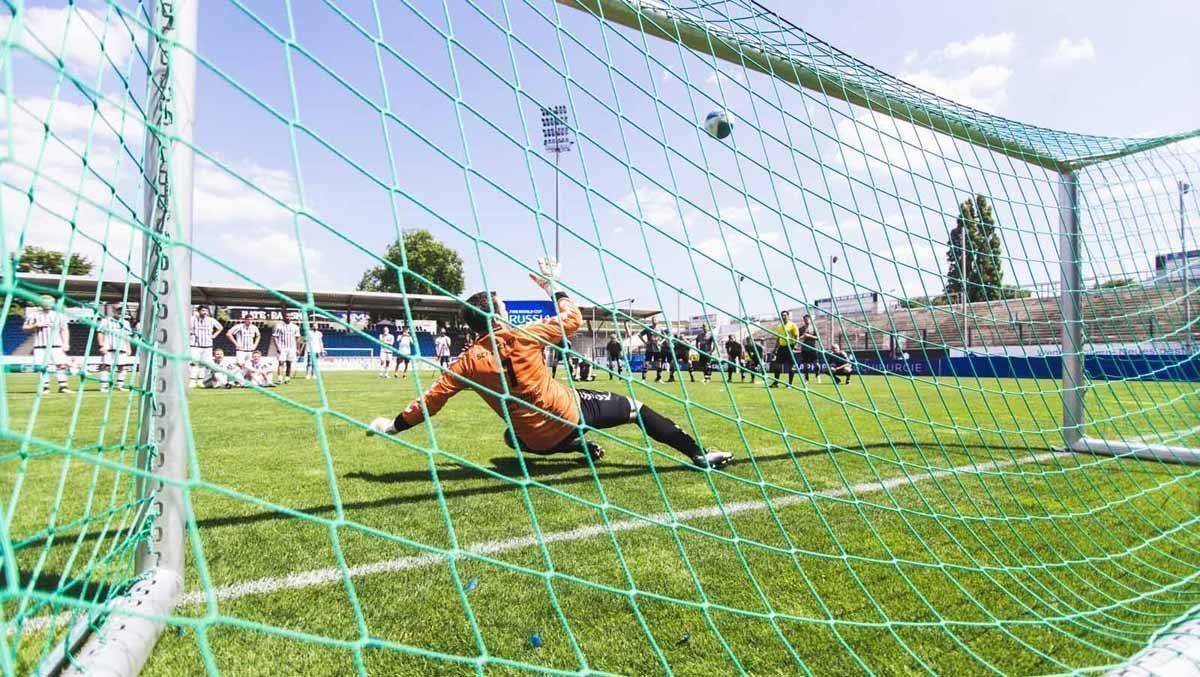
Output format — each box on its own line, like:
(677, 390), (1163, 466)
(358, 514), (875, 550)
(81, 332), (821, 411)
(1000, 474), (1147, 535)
(24, 295), (72, 393)
(377, 325), (396, 378)
(97, 305), (134, 392)
(272, 314), (300, 383)
(303, 323), (324, 379)
(226, 316), (261, 364)
(190, 306), (224, 388)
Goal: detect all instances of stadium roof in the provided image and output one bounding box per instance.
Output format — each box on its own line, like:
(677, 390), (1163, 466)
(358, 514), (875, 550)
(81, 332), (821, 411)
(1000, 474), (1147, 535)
(11, 274), (663, 321)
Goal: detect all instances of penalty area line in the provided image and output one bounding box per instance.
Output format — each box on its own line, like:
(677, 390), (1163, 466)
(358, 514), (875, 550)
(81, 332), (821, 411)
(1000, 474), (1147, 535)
(13, 451), (1062, 633)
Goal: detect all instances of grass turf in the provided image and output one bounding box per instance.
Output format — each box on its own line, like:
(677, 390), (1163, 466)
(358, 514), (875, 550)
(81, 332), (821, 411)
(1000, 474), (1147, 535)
(2, 369), (1199, 675)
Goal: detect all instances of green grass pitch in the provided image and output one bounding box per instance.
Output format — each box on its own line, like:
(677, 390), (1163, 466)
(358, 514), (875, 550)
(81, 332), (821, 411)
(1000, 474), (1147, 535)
(4, 370), (1198, 675)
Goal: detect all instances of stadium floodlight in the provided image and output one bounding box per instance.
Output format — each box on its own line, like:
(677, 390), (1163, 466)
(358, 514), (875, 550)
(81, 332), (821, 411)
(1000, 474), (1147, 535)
(541, 104), (573, 260)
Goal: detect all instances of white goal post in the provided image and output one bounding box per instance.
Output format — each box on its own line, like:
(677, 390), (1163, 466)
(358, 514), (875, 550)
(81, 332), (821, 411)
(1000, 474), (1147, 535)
(36, 0), (196, 674)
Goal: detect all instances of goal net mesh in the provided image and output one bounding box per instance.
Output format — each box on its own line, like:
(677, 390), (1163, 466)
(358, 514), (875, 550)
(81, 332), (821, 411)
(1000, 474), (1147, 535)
(2, 0), (1198, 674)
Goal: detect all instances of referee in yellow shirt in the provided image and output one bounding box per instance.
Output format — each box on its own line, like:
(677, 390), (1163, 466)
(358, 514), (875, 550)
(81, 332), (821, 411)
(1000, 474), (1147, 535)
(772, 310), (800, 387)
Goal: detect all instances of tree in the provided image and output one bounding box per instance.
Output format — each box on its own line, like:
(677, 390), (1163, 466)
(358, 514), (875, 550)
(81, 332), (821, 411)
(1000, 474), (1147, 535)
(357, 229), (464, 296)
(944, 195), (1004, 303)
(1094, 278), (1137, 290)
(15, 246), (94, 275)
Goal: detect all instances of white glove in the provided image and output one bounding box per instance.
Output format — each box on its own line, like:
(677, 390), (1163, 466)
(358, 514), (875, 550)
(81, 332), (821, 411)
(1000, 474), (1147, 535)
(534, 256), (561, 297)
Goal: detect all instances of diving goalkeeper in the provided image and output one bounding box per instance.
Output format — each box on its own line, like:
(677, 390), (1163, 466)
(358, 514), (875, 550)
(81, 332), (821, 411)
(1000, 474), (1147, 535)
(369, 259), (733, 469)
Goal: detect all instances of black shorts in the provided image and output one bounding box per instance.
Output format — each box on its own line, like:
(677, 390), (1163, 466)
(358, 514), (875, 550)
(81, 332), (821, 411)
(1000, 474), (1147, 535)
(503, 389), (632, 453)
(801, 346), (818, 363)
(577, 389), (633, 430)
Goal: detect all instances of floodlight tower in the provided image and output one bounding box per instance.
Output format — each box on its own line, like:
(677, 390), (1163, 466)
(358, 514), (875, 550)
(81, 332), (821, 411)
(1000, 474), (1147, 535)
(541, 104), (574, 261)
(1181, 179), (1192, 348)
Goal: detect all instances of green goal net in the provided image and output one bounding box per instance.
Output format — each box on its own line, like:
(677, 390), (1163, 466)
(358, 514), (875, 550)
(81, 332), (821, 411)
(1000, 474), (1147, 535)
(2, 0), (1198, 674)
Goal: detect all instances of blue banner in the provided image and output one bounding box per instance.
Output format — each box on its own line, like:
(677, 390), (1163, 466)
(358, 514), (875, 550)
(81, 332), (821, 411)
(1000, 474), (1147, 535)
(505, 299), (556, 326)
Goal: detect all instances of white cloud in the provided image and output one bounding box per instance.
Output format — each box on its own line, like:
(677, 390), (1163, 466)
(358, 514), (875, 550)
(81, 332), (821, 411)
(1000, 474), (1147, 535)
(901, 64), (1012, 112)
(617, 185), (694, 232)
(193, 158), (297, 226)
(696, 231), (781, 260)
(1045, 37), (1096, 65)
(939, 33), (1016, 61)
(0, 6), (142, 75)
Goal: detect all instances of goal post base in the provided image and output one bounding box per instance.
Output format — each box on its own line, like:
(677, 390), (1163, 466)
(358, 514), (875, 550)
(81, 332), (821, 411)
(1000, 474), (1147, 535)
(1069, 437), (1200, 466)
(1108, 608), (1200, 676)
(36, 568), (182, 677)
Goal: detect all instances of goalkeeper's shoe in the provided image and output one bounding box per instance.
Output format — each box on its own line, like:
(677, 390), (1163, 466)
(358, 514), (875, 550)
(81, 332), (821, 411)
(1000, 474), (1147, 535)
(692, 450), (733, 469)
(581, 442), (605, 464)
(368, 417), (396, 436)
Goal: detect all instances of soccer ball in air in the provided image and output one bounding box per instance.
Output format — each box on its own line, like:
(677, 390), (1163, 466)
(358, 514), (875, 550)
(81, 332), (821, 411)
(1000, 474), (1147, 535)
(703, 110), (734, 140)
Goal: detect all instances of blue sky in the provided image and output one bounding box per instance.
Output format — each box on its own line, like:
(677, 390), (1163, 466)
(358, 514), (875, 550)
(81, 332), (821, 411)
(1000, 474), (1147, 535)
(3, 0), (1197, 323)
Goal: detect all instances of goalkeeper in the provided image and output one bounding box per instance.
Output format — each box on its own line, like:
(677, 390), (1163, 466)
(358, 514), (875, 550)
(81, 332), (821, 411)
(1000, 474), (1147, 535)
(370, 259), (732, 469)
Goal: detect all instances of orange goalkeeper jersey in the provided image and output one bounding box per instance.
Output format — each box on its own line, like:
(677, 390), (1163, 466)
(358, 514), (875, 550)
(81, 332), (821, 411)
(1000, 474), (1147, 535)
(397, 294), (582, 451)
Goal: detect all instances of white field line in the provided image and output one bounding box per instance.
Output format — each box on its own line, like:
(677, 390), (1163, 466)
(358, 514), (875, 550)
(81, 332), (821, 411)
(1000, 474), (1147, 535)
(12, 451), (1061, 634)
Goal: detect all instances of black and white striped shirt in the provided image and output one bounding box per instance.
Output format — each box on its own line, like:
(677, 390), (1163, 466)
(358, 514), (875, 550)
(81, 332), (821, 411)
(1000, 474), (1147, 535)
(99, 316), (133, 354)
(274, 322), (299, 353)
(24, 308), (66, 348)
(190, 315), (223, 348)
(227, 323), (261, 351)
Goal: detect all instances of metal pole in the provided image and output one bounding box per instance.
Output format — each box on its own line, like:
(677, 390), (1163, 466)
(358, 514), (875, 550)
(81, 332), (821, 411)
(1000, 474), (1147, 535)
(961, 221), (969, 349)
(554, 150), (561, 261)
(1181, 180), (1191, 348)
(1059, 171), (1084, 449)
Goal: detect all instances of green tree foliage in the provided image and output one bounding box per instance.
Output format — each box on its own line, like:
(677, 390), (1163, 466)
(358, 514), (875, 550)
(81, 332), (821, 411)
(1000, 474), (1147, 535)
(945, 195), (1004, 303)
(357, 229), (465, 296)
(1094, 278), (1138, 289)
(15, 246), (94, 275)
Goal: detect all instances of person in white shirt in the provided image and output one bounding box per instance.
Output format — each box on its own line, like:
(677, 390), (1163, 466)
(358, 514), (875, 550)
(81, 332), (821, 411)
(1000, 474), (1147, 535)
(303, 325), (324, 379)
(24, 294), (71, 394)
(190, 306), (224, 388)
(226, 316), (261, 364)
(97, 305), (133, 392)
(201, 348), (239, 388)
(272, 314), (300, 383)
(242, 350), (276, 387)
(434, 329), (452, 368)
(395, 327), (413, 378)
(377, 325), (395, 378)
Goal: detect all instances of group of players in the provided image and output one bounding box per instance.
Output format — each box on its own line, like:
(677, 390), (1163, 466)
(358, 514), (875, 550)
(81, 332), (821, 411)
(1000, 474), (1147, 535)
(189, 308), (325, 389)
(22, 294), (133, 394)
(602, 309), (854, 387)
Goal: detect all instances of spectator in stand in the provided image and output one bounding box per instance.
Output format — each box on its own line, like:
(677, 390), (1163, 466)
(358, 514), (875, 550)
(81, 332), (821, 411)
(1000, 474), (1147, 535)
(24, 294), (72, 394)
(227, 316), (261, 364)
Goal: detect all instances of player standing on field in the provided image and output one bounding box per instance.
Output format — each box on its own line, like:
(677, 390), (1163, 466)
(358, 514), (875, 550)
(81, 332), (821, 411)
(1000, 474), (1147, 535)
(189, 306), (223, 388)
(724, 334), (744, 382)
(273, 313), (300, 383)
(743, 333), (763, 383)
(639, 318), (662, 382)
(227, 316), (261, 365)
(605, 335), (623, 379)
(24, 295), (72, 394)
(771, 310), (799, 387)
(98, 305), (133, 392)
(377, 325), (396, 378)
(695, 326), (716, 383)
(799, 314), (821, 383)
(395, 327), (413, 378)
(303, 324), (324, 379)
(434, 329), (452, 368)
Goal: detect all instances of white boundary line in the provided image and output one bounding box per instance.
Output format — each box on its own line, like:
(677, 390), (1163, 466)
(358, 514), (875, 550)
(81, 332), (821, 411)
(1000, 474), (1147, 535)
(11, 451), (1062, 634)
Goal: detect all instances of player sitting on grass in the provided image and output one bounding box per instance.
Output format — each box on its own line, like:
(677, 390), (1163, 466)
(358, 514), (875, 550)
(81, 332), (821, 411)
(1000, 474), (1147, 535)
(369, 259), (733, 469)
